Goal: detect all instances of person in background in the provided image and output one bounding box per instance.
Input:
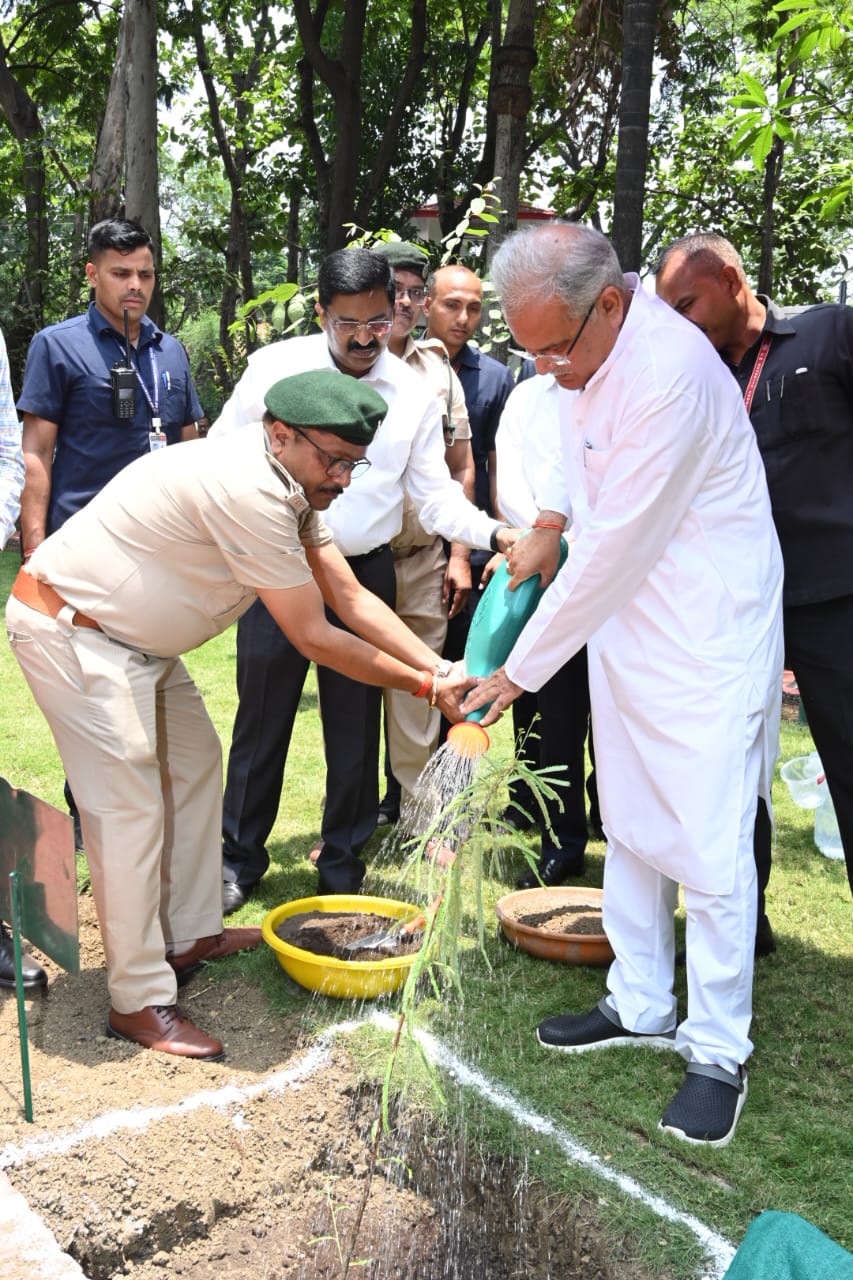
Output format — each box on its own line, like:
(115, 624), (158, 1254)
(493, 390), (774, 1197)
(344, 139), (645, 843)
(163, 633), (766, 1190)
(0, 323), (47, 990)
(372, 240), (475, 825)
(495, 371), (598, 887)
(17, 218), (204, 852)
(422, 265), (516, 750)
(463, 222), (783, 1147)
(6, 372), (478, 1058)
(656, 232), (853, 909)
(210, 248), (516, 906)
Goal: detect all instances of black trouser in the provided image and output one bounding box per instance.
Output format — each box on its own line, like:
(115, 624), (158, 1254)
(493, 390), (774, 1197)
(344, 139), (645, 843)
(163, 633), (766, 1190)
(778, 595), (853, 895)
(221, 546), (396, 894)
(509, 646), (598, 860)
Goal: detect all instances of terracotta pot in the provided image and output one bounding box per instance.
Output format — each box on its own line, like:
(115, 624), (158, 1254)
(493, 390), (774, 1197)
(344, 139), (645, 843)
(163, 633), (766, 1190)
(495, 886), (614, 968)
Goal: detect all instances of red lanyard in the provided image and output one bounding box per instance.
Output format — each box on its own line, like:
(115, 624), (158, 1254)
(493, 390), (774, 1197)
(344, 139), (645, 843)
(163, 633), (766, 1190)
(743, 334), (773, 414)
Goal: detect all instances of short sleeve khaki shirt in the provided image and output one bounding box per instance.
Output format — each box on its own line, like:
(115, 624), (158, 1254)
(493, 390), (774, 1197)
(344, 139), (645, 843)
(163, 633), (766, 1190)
(29, 424), (333, 657)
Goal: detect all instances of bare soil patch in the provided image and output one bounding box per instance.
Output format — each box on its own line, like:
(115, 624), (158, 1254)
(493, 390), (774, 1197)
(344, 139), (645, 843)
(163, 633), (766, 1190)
(1, 895), (664, 1280)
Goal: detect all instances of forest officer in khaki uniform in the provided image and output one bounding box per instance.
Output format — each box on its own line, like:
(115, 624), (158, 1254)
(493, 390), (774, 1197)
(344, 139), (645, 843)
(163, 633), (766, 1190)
(7, 371), (475, 1062)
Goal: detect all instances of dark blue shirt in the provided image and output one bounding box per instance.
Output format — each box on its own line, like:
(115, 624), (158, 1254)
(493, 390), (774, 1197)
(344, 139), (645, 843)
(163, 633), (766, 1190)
(18, 302), (203, 533)
(451, 343), (515, 520)
(727, 297), (853, 607)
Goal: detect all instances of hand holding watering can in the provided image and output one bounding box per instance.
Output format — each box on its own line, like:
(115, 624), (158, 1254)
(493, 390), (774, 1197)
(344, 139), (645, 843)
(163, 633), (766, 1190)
(453, 528), (569, 752)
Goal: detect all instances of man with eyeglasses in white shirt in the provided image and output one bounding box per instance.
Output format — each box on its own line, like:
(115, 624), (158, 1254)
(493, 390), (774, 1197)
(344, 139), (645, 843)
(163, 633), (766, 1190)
(210, 247), (515, 904)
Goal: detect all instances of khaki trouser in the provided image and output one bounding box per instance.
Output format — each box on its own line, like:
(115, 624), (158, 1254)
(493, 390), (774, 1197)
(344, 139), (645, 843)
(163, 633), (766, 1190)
(384, 538), (448, 807)
(7, 596), (223, 1013)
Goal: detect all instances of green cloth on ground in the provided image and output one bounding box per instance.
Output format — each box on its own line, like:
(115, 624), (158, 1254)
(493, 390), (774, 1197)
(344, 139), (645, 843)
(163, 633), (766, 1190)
(724, 1211), (853, 1280)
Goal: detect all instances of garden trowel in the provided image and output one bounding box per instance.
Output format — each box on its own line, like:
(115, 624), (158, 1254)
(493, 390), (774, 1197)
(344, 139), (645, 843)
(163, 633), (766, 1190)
(343, 894), (441, 953)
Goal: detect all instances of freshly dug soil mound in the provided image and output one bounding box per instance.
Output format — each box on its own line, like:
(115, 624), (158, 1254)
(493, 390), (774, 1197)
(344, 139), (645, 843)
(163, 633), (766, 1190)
(0, 897), (665, 1280)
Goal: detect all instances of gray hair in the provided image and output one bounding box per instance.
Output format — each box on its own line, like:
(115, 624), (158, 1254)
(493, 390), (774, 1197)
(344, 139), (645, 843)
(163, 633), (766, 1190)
(490, 223), (624, 319)
(656, 232), (745, 278)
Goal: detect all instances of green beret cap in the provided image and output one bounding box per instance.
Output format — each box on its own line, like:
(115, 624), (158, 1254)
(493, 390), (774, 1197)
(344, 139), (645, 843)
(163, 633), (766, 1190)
(264, 371), (387, 446)
(371, 240), (430, 279)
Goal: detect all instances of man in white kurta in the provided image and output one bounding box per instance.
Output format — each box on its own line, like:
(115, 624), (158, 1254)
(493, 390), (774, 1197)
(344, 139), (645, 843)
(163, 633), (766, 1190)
(464, 223), (783, 1148)
(495, 373), (599, 885)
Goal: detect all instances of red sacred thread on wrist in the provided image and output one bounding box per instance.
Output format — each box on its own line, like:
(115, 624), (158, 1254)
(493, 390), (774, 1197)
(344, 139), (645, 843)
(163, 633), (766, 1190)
(532, 521), (564, 531)
(412, 671), (433, 698)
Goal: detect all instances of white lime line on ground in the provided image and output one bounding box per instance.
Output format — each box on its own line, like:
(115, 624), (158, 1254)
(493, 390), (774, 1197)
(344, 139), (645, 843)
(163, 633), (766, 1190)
(369, 1011), (736, 1280)
(1, 1015), (735, 1279)
(0, 1033), (340, 1170)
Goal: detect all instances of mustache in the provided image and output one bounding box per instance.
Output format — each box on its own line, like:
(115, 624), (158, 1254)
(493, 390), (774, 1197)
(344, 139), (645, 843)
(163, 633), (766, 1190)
(347, 338), (379, 352)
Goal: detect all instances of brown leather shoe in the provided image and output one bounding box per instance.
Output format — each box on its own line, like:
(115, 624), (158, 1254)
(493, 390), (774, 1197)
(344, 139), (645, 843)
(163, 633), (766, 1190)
(107, 1005), (224, 1060)
(167, 927), (263, 984)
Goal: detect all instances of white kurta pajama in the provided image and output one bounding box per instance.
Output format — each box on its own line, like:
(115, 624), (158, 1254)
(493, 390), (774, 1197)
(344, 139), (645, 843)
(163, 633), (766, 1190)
(506, 281), (783, 1075)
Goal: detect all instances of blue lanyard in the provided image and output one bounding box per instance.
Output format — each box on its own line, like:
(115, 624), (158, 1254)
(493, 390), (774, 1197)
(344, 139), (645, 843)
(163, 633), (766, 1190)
(113, 339), (160, 419)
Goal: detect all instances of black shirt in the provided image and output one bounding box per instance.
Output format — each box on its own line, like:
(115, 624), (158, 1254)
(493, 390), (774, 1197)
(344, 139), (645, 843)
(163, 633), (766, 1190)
(727, 297), (853, 606)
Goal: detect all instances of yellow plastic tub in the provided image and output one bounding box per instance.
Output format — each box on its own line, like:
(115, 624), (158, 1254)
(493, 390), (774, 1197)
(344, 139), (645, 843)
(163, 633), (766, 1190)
(262, 894), (422, 999)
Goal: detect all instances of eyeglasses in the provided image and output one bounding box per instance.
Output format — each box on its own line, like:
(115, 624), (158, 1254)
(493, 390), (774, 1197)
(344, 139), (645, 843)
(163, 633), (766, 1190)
(291, 425), (372, 479)
(395, 284), (426, 303)
(324, 312), (393, 337)
(526, 300), (596, 373)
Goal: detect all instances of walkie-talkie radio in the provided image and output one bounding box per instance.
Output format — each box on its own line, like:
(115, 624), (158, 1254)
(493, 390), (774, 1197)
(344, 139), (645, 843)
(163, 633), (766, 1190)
(111, 308), (136, 419)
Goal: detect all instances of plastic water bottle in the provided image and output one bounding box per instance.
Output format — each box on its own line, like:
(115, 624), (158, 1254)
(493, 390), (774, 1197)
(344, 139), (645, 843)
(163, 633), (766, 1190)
(813, 793), (844, 861)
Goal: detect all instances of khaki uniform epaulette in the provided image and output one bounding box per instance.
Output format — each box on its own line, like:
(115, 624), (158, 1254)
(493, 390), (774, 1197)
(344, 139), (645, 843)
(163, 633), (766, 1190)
(416, 336), (453, 360)
(264, 437), (310, 515)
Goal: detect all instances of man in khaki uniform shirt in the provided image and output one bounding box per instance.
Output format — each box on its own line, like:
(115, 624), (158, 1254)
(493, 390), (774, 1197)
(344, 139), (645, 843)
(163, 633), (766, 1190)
(7, 372), (473, 1062)
(373, 241), (476, 819)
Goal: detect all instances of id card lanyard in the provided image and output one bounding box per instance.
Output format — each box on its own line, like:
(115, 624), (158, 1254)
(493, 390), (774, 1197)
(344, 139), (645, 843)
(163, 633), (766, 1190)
(113, 339), (166, 449)
(743, 333), (773, 414)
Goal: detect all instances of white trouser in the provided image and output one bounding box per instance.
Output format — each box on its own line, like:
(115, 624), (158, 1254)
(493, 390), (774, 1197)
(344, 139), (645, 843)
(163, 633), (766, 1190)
(602, 718), (762, 1075)
(7, 597), (223, 1013)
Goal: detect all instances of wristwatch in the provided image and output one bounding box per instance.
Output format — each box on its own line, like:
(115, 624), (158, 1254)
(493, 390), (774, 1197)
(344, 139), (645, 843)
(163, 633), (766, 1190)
(490, 524), (508, 553)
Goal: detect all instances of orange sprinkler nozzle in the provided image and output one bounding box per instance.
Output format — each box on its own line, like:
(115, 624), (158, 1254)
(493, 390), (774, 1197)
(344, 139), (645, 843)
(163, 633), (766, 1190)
(447, 721), (490, 760)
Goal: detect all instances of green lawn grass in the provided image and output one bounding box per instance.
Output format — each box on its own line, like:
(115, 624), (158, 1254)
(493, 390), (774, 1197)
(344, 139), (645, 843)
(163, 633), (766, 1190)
(2, 546), (851, 1276)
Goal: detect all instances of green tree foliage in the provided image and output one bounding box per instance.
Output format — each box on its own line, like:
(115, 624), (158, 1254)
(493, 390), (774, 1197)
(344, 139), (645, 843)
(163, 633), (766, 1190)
(4, 0), (852, 399)
(0, 0), (118, 375)
(643, 0), (853, 300)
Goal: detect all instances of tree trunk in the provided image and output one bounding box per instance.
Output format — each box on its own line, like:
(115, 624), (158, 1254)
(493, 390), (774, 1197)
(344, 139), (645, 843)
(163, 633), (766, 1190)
(90, 5), (128, 227)
(293, 0), (365, 254)
(611, 0), (658, 272)
(123, 0), (164, 325)
(486, 0), (538, 266)
(0, 36), (48, 379)
(758, 135), (784, 296)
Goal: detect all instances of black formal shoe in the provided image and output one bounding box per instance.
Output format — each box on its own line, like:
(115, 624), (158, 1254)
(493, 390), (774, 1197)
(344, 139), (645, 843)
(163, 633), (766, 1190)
(499, 805), (536, 833)
(0, 922), (48, 990)
(222, 880), (257, 916)
(376, 804), (400, 828)
(516, 855), (586, 890)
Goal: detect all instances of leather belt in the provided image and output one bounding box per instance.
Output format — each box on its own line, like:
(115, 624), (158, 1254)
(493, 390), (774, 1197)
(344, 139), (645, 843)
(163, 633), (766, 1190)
(11, 567), (102, 631)
(346, 543), (390, 565)
(392, 544), (428, 561)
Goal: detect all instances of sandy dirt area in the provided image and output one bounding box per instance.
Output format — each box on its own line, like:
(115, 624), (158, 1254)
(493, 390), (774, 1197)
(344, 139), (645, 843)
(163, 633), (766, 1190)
(1, 895), (662, 1280)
